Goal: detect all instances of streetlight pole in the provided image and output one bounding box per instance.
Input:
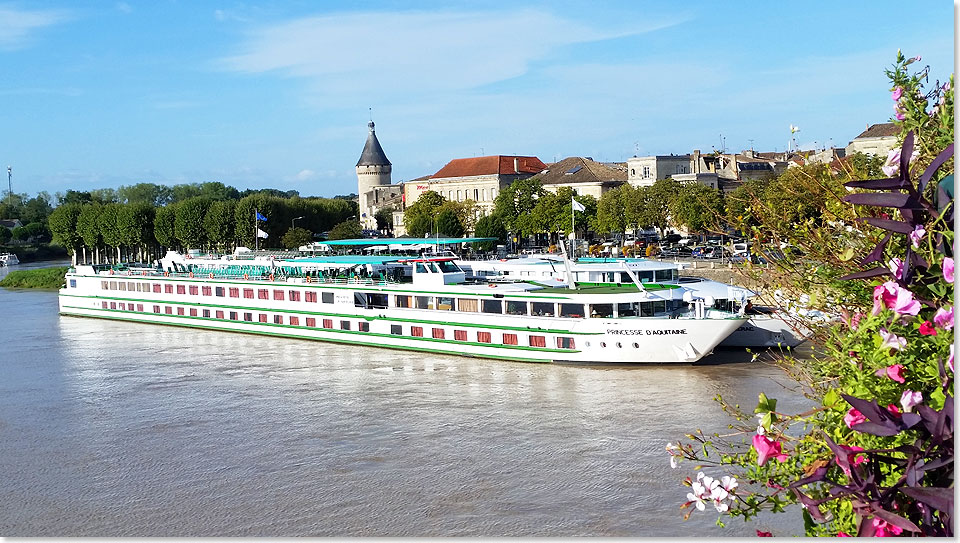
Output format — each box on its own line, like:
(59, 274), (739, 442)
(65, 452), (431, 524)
(292, 216), (304, 229)
(6, 166), (11, 206)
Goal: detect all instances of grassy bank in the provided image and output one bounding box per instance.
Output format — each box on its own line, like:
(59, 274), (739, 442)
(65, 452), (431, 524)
(0, 267), (69, 289)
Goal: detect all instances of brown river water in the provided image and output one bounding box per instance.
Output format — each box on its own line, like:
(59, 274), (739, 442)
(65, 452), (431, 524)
(0, 262), (808, 536)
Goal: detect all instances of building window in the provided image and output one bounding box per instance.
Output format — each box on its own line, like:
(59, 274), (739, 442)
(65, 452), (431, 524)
(557, 337), (576, 349)
(411, 326), (423, 337)
(229, 311), (238, 320)
(244, 312), (253, 321)
(153, 305), (161, 313)
(503, 333), (518, 345)
(630, 168), (635, 176)
(506, 300), (527, 315)
(305, 291), (317, 303)
(529, 335), (546, 348)
(454, 330), (468, 341)
(457, 190), (462, 201)
(559, 303), (585, 318)
(305, 317), (315, 327)
(457, 298), (478, 312)
(289, 316), (299, 326)
(273, 290), (284, 301)
(395, 295), (412, 308)
(109, 302), (116, 309)
(137, 304), (144, 312)
(477, 331), (492, 343)
(437, 296), (454, 310)
(474, 188), (479, 200)
(432, 328), (445, 339)
(391, 324), (402, 335)
(165, 306), (173, 314)
(289, 290), (300, 301)
(415, 296), (433, 310)
(643, 166), (651, 178)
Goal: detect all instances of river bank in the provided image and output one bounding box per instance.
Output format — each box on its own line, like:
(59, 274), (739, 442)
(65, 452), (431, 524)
(0, 266), (68, 289)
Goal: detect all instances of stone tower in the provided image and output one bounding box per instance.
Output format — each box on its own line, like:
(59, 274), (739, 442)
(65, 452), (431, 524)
(356, 120), (392, 230)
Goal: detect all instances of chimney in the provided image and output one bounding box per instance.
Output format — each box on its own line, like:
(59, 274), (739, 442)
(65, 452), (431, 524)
(692, 149), (701, 174)
(514, 157), (519, 173)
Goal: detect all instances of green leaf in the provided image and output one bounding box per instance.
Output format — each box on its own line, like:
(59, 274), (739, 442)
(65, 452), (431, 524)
(754, 392), (778, 413)
(823, 389), (840, 408)
(839, 247), (855, 261)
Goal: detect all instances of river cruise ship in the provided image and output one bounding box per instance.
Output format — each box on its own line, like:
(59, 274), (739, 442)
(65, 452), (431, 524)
(58, 250), (747, 364)
(456, 255), (808, 348)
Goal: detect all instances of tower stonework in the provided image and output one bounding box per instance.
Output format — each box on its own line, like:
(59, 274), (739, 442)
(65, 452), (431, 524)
(356, 120), (392, 230)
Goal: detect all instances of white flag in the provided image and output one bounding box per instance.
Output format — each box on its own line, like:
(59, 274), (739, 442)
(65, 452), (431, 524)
(256, 228), (269, 239)
(572, 198), (585, 212)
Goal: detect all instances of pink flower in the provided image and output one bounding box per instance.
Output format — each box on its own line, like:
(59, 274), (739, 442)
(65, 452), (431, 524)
(891, 86), (904, 101)
(948, 344), (954, 373)
(900, 390), (922, 412)
(909, 224), (925, 248)
(894, 107), (906, 121)
(882, 148), (902, 177)
(944, 257), (954, 283)
(843, 408), (866, 428)
(872, 517), (904, 536)
(836, 444), (866, 476)
(874, 364), (906, 383)
(872, 281), (921, 316)
(891, 285), (921, 316)
(934, 306), (954, 330)
(756, 530), (773, 537)
(918, 320), (937, 335)
(837, 531), (851, 537)
(886, 404), (901, 416)
(752, 434), (788, 466)
(879, 328), (907, 351)
(850, 312), (863, 330)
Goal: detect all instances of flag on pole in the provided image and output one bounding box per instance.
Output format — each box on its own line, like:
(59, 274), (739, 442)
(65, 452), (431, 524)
(571, 198), (585, 212)
(256, 228), (269, 239)
(255, 211), (268, 221)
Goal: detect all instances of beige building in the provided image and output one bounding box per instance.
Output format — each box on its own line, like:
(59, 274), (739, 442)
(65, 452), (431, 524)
(536, 157), (626, 198)
(356, 121), (393, 230)
(845, 123), (899, 157)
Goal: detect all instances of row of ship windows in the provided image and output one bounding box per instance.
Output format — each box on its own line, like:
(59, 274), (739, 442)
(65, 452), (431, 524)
(94, 280), (682, 318)
(98, 301), (576, 349)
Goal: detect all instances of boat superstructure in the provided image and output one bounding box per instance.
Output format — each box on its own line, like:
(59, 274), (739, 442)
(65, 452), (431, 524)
(0, 253), (19, 267)
(58, 251), (747, 364)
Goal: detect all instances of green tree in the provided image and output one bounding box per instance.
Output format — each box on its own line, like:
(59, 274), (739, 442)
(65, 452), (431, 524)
(328, 219), (361, 240)
(281, 227), (313, 249)
(404, 190), (445, 237)
(57, 190), (92, 206)
(473, 214), (507, 251)
(0, 226), (10, 244)
(593, 185), (628, 236)
(374, 206), (395, 231)
(669, 183), (725, 233)
(175, 197), (212, 249)
(48, 202), (84, 262)
(89, 188), (118, 204)
(118, 202), (155, 261)
(170, 183), (203, 202)
(434, 208), (464, 237)
(235, 194), (281, 248)
(97, 203), (124, 262)
(197, 181), (240, 201)
(492, 177), (546, 237)
(639, 178), (679, 234)
(117, 183), (172, 206)
(204, 200), (236, 251)
(21, 193), (53, 224)
(154, 204), (177, 249)
(77, 203), (103, 263)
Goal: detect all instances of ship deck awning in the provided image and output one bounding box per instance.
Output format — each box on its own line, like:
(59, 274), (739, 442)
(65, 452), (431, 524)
(316, 237), (497, 247)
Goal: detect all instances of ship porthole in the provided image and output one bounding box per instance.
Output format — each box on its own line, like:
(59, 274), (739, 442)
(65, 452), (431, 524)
(585, 341), (591, 347)
(616, 342), (622, 348)
(633, 342), (639, 349)
(600, 342), (607, 348)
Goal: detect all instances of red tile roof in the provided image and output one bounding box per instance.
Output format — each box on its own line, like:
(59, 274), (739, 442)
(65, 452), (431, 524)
(431, 155), (546, 179)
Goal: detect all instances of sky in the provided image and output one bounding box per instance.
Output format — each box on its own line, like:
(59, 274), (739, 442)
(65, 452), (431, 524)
(0, 1), (955, 200)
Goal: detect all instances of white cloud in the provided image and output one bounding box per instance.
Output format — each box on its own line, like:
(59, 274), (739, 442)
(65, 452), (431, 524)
(0, 6), (71, 51)
(115, 2), (132, 14)
(219, 9), (687, 94)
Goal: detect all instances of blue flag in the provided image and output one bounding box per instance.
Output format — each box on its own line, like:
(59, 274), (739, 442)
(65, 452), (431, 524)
(255, 211), (268, 222)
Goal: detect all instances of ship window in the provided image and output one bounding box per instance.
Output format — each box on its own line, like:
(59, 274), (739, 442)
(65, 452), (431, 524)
(189, 285), (198, 295)
(216, 310), (224, 318)
(165, 284), (173, 294)
(288, 290), (300, 301)
(432, 328), (445, 339)
(367, 293), (389, 309)
(70, 279), (76, 288)
(306, 317), (316, 327)
(177, 285), (186, 294)
(481, 299), (502, 314)
(557, 337), (576, 349)
(258, 289), (268, 300)
(640, 302), (654, 317)
(101, 281), (109, 290)
(340, 320), (351, 330)
(110, 281), (117, 290)
(153, 305), (161, 313)
(503, 333), (518, 345)
(321, 292), (334, 304)
(229, 287), (239, 297)
(590, 304), (613, 318)
(506, 301), (527, 315)
(137, 304), (144, 312)
(202, 286), (212, 296)
(391, 324), (402, 335)
(477, 331), (492, 343)
(118, 282), (126, 291)
(273, 290), (284, 300)
(559, 303), (584, 318)
(110, 302), (117, 309)
(457, 298), (478, 312)
(638, 271), (654, 282)
(289, 316), (299, 326)
(415, 263), (428, 274)
(655, 269), (673, 282)
(531, 302), (554, 317)
(273, 315), (282, 324)
(243, 313), (253, 322)
(153, 284), (161, 293)
(411, 326), (423, 337)
(653, 300), (666, 314)
(395, 295), (412, 308)
(454, 330), (467, 341)
(203, 309), (210, 318)
(529, 335), (546, 348)
(617, 302), (638, 317)
(229, 311), (237, 320)
(215, 287), (225, 297)
(415, 296), (433, 310)
(243, 288), (254, 299)
(323, 319), (333, 329)
(165, 306), (173, 314)
(437, 296), (454, 311)
(358, 322), (369, 332)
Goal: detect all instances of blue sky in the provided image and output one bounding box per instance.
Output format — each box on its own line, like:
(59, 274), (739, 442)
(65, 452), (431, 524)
(1, 1), (954, 199)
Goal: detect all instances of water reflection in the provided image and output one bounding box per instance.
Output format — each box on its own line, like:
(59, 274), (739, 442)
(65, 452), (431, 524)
(2, 287), (808, 536)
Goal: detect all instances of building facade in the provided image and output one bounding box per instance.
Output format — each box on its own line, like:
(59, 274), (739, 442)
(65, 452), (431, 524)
(356, 121), (393, 230)
(845, 122), (899, 157)
(404, 155), (547, 214)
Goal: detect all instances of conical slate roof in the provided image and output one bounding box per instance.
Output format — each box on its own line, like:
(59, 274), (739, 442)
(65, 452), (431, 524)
(356, 121), (391, 167)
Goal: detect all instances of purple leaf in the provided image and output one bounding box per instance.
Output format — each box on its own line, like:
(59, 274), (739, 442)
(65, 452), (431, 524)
(840, 266), (890, 280)
(845, 177), (908, 190)
(860, 217), (915, 233)
(792, 489), (828, 522)
(919, 143), (954, 192)
(900, 131), (915, 181)
(850, 421), (901, 436)
(843, 394), (889, 423)
(872, 508), (922, 533)
(860, 233), (892, 265)
(790, 466), (829, 487)
(843, 192), (920, 208)
(901, 487), (953, 513)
